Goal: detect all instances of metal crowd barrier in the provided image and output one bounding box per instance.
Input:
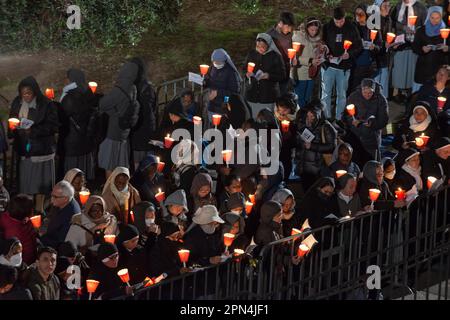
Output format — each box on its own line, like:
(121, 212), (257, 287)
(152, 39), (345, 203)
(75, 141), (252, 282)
(112, 186), (449, 301)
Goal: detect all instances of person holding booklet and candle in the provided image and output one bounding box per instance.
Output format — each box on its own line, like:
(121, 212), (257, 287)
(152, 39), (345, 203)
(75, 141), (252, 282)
(412, 6), (449, 90)
(160, 189), (189, 239)
(221, 212), (249, 252)
(417, 65), (450, 114)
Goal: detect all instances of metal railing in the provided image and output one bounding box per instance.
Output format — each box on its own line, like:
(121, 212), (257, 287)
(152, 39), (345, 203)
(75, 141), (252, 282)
(112, 185), (449, 301)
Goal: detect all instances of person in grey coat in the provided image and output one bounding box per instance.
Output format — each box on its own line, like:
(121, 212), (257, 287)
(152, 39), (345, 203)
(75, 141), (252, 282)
(98, 61), (140, 178)
(342, 78), (389, 160)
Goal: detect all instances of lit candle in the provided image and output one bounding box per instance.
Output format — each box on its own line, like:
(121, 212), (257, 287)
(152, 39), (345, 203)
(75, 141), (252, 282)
(427, 176), (437, 190)
(223, 233), (235, 252)
(419, 133), (429, 147)
(143, 276), (154, 288)
(30, 215), (42, 229)
(117, 268), (131, 287)
(287, 48), (296, 61)
(335, 170), (348, 179)
(79, 190), (90, 206)
(86, 279), (100, 300)
(291, 228), (302, 236)
(415, 137), (425, 148)
(441, 28), (450, 45)
(437, 96), (446, 112)
(247, 62), (256, 73)
(88, 82), (98, 94)
(346, 104), (356, 117)
(45, 88), (55, 100)
(155, 188), (165, 203)
(245, 201), (253, 214)
(233, 249), (245, 256)
(292, 42), (301, 52)
(395, 188), (406, 201)
(193, 116), (202, 125)
(343, 40), (352, 52)
(249, 194), (256, 205)
(369, 188), (381, 205)
(164, 134), (175, 149)
(178, 249), (190, 268)
(221, 150), (233, 167)
(386, 32), (396, 44)
(156, 157), (165, 173)
(8, 118), (20, 130)
(370, 30), (378, 42)
(199, 64), (209, 76)
(129, 210), (135, 223)
(281, 120), (290, 133)
(212, 114), (222, 128)
(408, 15), (417, 27)
(297, 244), (310, 258)
(104, 235), (116, 244)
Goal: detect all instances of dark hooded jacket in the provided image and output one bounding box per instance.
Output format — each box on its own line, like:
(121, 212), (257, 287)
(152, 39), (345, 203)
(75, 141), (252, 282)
(188, 173), (217, 213)
(420, 137), (450, 182)
(130, 155), (166, 203)
(99, 62), (140, 141)
(271, 188), (302, 237)
(417, 80), (450, 114)
(392, 101), (440, 151)
(221, 213), (250, 252)
(204, 63), (241, 113)
(59, 69), (97, 157)
(9, 76), (59, 157)
(131, 201), (158, 250)
(321, 142), (361, 178)
(343, 81), (389, 153)
(183, 224), (223, 267)
(129, 58), (158, 151)
(160, 190), (189, 233)
(254, 200), (283, 246)
(295, 105), (337, 176)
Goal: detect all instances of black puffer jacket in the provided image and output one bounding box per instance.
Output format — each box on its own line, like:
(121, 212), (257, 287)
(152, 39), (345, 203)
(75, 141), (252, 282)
(9, 76), (59, 157)
(295, 107), (337, 176)
(244, 49), (286, 104)
(343, 81), (389, 153)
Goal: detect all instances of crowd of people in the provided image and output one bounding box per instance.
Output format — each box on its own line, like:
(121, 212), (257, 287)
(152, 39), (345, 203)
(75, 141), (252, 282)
(0, 0), (450, 300)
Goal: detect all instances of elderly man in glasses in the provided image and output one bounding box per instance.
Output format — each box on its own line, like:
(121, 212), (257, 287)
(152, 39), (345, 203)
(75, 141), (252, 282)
(41, 180), (81, 248)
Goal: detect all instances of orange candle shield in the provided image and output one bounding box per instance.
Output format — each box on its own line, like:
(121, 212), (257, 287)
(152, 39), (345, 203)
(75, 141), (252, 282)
(223, 233), (235, 247)
(200, 64), (209, 76)
(249, 194), (256, 205)
(30, 215), (42, 229)
(292, 42), (301, 52)
(164, 135), (175, 149)
(420, 134), (429, 146)
(212, 114), (222, 126)
(45, 88), (55, 100)
(88, 82), (98, 94)
(370, 30), (378, 41)
(222, 150), (233, 163)
(297, 244), (310, 258)
(386, 32), (396, 44)
(247, 62), (256, 73)
(245, 201), (253, 214)
(178, 249), (190, 263)
(437, 96), (447, 110)
(193, 116), (202, 125)
(346, 104), (356, 116)
(79, 191), (90, 205)
(369, 188), (381, 202)
(291, 228), (302, 236)
(395, 188), (406, 201)
(427, 176), (437, 190)
(440, 28), (450, 39)
(155, 188), (165, 202)
(408, 15), (417, 26)
(8, 118), (20, 130)
(287, 48), (296, 59)
(335, 170), (348, 179)
(343, 40), (352, 50)
(86, 279), (100, 293)
(104, 235), (116, 244)
(281, 120), (290, 133)
(117, 268), (130, 284)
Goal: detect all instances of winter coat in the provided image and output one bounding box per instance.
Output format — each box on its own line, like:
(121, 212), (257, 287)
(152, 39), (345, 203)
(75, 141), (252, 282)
(421, 149), (450, 182)
(299, 187), (340, 229)
(358, 177), (395, 211)
(0, 284), (32, 300)
(0, 212), (37, 265)
(87, 261), (126, 300)
(412, 26), (449, 84)
(353, 21), (382, 68)
(417, 81), (450, 114)
(102, 184), (141, 225)
(183, 224), (223, 266)
(26, 266), (60, 300)
(204, 63), (241, 113)
(9, 76), (59, 157)
(322, 18), (363, 70)
(292, 27), (322, 81)
(254, 201), (283, 246)
(390, 1), (427, 51)
(117, 244), (147, 285)
(267, 26), (293, 81)
(343, 84), (389, 153)
(99, 62), (140, 141)
(244, 50), (286, 104)
(377, 15), (392, 69)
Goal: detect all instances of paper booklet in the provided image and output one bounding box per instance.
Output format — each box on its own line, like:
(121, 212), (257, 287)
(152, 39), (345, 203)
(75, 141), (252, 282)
(300, 128), (315, 143)
(254, 69), (264, 81)
(302, 234), (319, 249)
(329, 56), (342, 65)
(20, 118), (34, 130)
(393, 34), (405, 45)
(148, 139), (165, 148)
(363, 40), (372, 50)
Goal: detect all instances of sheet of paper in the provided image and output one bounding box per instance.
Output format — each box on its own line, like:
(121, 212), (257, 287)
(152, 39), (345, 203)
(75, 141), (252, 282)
(302, 234), (319, 249)
(394, 34), (405, 45)
(301, 128), (315, 143)
(188, 72), (204, 86)
(20, 118), (34, 129)
(363, 40), (372, 50)
(329, 56), (342, 65)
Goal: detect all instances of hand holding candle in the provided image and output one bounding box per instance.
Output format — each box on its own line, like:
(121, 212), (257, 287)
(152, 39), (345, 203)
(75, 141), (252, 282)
(369, 188), (381, 208)
(178, 249), (190, 268)
(245, 201), (253, 214)
(336, 170), (347, 179)
(395, 188), (406, 201)
(281, 120), (290, 133)
(437, 96), (446, 112)
(297, 244), (310, 258)
(370, 30), (378, 43)
(155, 188), (165, 203)
(88, 82), (98, 94)
(427, 176), (437, 190)
(8, 118), (20, 130)
(86, 279), (100, 300)
(346, 104), (356, 118)
(343, 40), (352, 53)
(30, 215), (42, 229)
(249, 194), (256, 205)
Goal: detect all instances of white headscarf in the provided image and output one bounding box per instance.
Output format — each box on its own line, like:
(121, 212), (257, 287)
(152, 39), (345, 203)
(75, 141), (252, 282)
(409, 106), (432, 132)
(63, 168), (83, 184)
(102, 167), (131, 206)
(398, 0), (417, 24)
(256, 33), (281, 56)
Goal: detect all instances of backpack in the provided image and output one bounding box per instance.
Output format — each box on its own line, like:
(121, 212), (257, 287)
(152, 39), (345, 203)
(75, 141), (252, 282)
(115, 85), (141, 130)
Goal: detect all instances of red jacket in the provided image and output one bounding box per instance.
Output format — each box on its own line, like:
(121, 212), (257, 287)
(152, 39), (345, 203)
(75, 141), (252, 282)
(0, 212), (37, 264)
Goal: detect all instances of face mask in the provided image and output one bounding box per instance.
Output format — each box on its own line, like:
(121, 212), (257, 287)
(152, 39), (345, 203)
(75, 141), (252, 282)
(145, 218), (155, 226)
(7, 253), (22, 267)
(231, 210), (242, 216)
(200, 224), (217, 234)
(385, 171), (396, 180)
(213, 62), (225, 69)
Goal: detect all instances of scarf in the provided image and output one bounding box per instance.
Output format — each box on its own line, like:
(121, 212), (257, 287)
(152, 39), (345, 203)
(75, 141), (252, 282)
(402, 163), (423, 191)
(338, 191), (353, 204)
(18, 98), (37, 119)
(102, 167), (131, 206)
(409, 115), (432, 132)
(60, 82), (78, 102)
(425, 6), (445, 37)
(397, 0), (416, 24)
(63, 168), (83, 184)
(82, 195), (112, 231)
